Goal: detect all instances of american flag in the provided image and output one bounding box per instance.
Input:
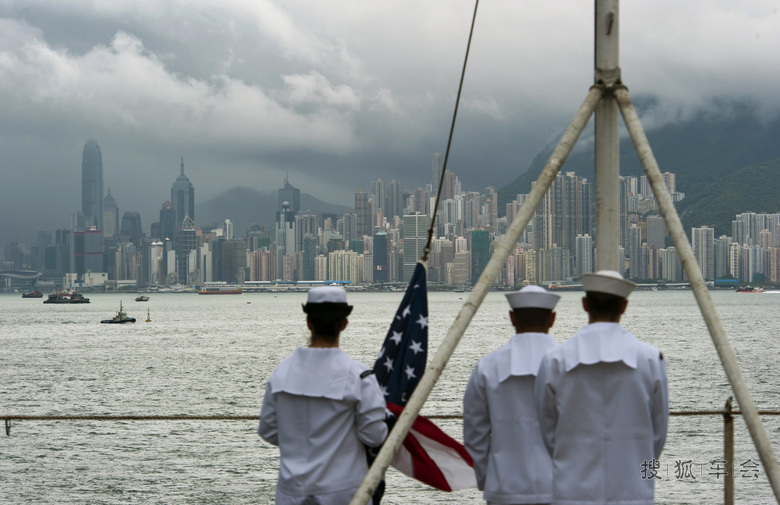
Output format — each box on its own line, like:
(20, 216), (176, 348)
(372, 262), (475, 492)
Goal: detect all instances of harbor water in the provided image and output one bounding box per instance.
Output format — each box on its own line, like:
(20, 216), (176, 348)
(1, 290), (779, 504)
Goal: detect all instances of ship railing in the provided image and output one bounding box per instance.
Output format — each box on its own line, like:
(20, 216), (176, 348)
(3, 397), (779, 505)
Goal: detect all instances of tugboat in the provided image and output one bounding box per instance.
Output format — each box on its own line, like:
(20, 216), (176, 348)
(736, 286), (765, 293)
(43, 289), (91, 304)
(135, 295), (150, 302)
(101, 301), (136, 324)
(22, 290), (44, 298)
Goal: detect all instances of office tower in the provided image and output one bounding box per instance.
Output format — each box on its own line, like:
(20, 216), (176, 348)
(470, 229), (490, 285)
(74, 229), (104, 275)
(691, 226), (715, 280)
(302, 235), (318, 281)
(373, 232), (389, 283)
(575, 234), (593, 276)
(171, 158), (195, 226)
(372, 178), (386, 220)
(155, 201), (176, 242)
(295, 212), (319, 253)
(441, 170), (456, 201)
(275, 202), (295, 279)
(403, 214), (429, 281)
(355, 190), (371, 237)
(81, 141), (104, 231)
(646, 215), (666, 250)
(431, 152), (442, 195)
(386, 179), (404, 220)
(103, 189), (119, 238)
(278, 176), (301, 214)
(120, 211), (144, 247)
(175, 216), (201, 284)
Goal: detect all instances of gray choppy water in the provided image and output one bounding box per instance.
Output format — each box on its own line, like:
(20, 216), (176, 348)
(1, 290), (779, 504)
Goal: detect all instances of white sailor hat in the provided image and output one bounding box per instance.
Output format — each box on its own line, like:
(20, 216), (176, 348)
(306, 286), (348, 304)
(580, 270), (637, 298)
(505, 285), (560, 310)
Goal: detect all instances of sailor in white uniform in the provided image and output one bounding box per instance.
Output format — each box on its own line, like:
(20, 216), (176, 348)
(463, 285), (561, 505)
(535, 270), (668, 505)
(259, 287), (388, 505)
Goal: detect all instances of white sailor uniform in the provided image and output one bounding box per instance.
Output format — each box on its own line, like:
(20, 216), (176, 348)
(464, 332), (557, 505)
(535, 322), (668, 505)
(259, 346), (388, 505)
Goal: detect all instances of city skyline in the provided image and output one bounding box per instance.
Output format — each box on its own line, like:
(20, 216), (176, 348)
(1, 1), (779, 245)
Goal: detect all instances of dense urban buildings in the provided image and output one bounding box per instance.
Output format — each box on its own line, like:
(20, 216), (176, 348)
(3, 146), (780, 291)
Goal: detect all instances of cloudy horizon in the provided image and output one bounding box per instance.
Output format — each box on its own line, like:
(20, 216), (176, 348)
(1, 0), (779, 244)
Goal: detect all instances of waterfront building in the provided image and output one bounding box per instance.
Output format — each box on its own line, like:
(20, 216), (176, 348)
(74, 228), (104, 276)
(646, 215), (666, 250)
(575, 234), (593, 277)
(81, 141), (104, 232)
(103, 189), (118, 239)
(470, 229), (490, 285)
(171, 158), (195, 227)
(403, 214), (429, 282)
(692, 226), (715, 280)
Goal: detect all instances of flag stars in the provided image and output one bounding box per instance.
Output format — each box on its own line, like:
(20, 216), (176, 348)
(416, 314), (428, 329)
(409, 340), (424, 355)
(402, 305), (411, 318)
(383, 356), (394, 372)
(405, 365), (417, 380)
(389, 331), (402, 345)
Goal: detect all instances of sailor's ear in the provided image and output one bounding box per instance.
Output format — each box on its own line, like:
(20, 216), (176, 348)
(581, 297), (589, 313)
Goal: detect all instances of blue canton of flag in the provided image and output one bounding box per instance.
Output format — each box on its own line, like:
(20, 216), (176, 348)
(373, 262), (428, 406)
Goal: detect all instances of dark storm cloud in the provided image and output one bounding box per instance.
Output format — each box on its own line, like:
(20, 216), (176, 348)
(1, 0), (779, 243)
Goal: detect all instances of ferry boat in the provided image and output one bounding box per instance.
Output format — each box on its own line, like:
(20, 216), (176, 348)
(22, 290), (43, 298)
(197, 282), (243, 295)
(43, 289), (91, 304)
(736, 286), (765, 293)
(100, 301), (136, 324)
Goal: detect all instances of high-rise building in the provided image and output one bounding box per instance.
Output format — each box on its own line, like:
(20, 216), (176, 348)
(470, 229), (490, 285)
(402, 214), (429, 281)
(386, 179), (404, 220)
(74, 229), (104, 275)
(81, 141), (104, 231)
(278, 177), (301, 215)
(120, 211), (144, 247)
(103, 188), (119, 239)
(373, 232), (389, 283)
(372, 178), (386, 221)
(431, 152), (442, 195)
(575, 234), (593, 276)
(692, 226), (715, 280)
(646, 215), (666, 250)
(171, 157), (195, 227)
(355, 190), (371, 237)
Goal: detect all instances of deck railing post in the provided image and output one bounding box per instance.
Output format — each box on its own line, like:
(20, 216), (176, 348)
(724, 397), (734, 505)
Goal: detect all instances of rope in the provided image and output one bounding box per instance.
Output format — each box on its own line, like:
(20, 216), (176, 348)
(5, 411), (779, 435)
(421, 0), (480, 261)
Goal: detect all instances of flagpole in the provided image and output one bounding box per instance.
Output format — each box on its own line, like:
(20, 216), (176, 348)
(349, 85), (604, 505)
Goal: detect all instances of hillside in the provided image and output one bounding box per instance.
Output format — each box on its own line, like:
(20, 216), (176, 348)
(677, 158), (780, 236)
(498, 98), (780, 225)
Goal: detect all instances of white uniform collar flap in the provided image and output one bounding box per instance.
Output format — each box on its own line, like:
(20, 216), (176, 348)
(271, 347), (351, 400)
(563, 322), (638, 372)
(498, 332), (557, 382)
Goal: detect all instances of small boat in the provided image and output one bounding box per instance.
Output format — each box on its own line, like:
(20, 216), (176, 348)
(22, 290), (43, 298)
(43, 289), (91, 304)
(736, 286), (765, 293)
(101, 301), (136, 324)
(135, 295), (150, 302)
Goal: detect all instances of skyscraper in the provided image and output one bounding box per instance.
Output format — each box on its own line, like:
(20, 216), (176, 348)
(278, 177), (301, 214)
(402, 214), (429, 281)
(81, 140), (104, 231)
(355, 190), (371, 237)
(171, 157), (195, 226)
(103, 188), (118, 238)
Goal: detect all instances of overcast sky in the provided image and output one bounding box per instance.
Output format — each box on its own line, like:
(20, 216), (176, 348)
(1, 0), (779, 244)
